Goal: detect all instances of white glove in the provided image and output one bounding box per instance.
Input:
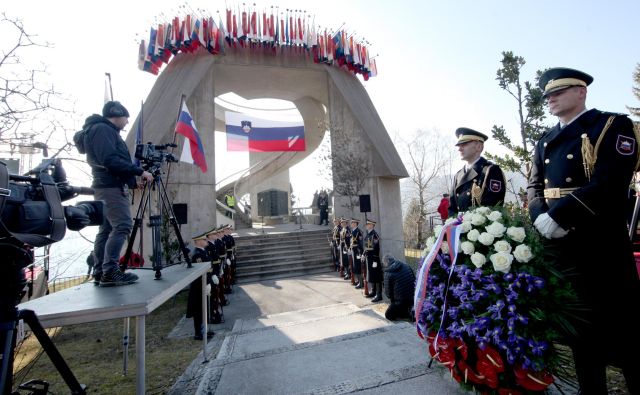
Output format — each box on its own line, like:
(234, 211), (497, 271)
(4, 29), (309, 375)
(534, 213), (568, 239)
(372, 262), (378, 268)
(206, 284), (212, 296)
(212, 275), (220, 285)
(226, 258), (231, 266)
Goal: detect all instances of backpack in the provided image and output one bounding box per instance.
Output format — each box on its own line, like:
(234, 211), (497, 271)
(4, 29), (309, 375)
(73, 128), (88, 154)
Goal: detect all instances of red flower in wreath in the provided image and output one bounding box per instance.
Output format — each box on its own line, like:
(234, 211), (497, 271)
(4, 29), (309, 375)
(513, 364), (553, 391)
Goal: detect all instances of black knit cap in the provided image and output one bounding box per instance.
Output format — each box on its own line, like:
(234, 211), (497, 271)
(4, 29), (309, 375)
(102, 101), (130, 118)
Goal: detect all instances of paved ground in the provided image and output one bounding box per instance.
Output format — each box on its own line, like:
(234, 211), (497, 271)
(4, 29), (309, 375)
(168, 272), (466, 394)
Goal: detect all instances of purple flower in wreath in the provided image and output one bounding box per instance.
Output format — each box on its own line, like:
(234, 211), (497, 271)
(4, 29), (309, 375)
(488, 299), (506, 319)
(529, 339), (550, 357)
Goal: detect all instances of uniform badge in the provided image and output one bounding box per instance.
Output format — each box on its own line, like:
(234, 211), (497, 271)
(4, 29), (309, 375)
(616, 135), (635, 155)
(489, 179), (502, 192)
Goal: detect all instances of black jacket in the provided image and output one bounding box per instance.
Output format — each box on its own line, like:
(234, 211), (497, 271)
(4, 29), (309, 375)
(449, 157), (505, 216)
(384, 259), (415, 304)
(82, 114), (143, 188)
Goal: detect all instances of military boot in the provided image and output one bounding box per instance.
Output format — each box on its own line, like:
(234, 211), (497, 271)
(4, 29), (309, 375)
(372, 283), (383, 302)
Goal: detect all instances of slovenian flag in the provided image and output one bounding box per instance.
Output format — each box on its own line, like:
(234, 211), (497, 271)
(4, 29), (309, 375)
(176, 102), (208, 173)
(225, 112), (305, 152)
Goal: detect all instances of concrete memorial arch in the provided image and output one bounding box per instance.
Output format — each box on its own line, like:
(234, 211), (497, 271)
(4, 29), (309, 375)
(126, 43), (408, 259)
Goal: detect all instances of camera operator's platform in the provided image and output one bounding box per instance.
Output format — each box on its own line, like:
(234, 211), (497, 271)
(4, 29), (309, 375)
(18, 263), (210, 394)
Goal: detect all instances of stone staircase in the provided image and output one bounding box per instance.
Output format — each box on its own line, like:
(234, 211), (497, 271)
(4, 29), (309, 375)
(234, 229), (332, 283)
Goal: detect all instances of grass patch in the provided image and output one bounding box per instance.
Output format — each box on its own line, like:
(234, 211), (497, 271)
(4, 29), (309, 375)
(12, 291), (201, 394)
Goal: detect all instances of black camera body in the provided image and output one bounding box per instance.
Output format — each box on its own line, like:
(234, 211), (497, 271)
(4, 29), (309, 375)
(0, 159), (103, 248)
(134, 142), (178, 172)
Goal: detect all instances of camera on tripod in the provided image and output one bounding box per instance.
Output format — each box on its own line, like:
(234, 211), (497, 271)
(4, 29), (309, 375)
(134, 142), (179, 173)
(0, 158), (103, 248)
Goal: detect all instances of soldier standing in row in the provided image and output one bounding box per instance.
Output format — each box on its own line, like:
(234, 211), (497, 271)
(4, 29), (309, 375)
(222, 225), (237, 285)
(350, 218), (364, 288)
(339, 218), (351, 279)
(363, 219), (382, 302)
(449, 128), (506, 216)
(206, 229), (228, 308)
(331, 217), (342, 272)
(528, 67), (639, 394)
(185, 232), (215, 340)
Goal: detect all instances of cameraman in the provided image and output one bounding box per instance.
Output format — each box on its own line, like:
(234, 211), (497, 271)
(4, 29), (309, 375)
(81, 101), (152, 287)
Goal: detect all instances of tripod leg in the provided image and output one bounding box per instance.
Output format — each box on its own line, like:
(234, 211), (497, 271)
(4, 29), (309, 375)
(122, 318), (130, 376)
(123, 183), (151, 271)
(157, 177), (192, 268)
(18, 309), (86, 394)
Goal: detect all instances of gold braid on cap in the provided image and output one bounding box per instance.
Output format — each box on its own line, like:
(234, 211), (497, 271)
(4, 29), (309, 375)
(545, 78), (587, 92)
(581, 116), (615, 181)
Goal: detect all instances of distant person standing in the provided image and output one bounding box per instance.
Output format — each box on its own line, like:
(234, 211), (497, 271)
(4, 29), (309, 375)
(317, 190), (329, 225)
(449, 128), (506, 216)
(437, 193), (450, 223)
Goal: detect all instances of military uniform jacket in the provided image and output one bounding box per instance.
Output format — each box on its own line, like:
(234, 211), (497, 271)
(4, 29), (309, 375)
(186, 247), (208, 318)
(527, 109), (640, 351)
(364, 229), (382, 283)
(223, 235), (234, 257)
(351, 227), (364, 274)
(449, 157), (506, 216)
(332, 224), (342, 245)
(340, 226), (351, 253)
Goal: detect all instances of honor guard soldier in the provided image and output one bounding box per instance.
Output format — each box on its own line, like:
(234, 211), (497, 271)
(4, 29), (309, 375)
(222, 225), (237, 284)
(213, 226), (232, 295)
(363, 219), (382, 302)
(339, 218), (352, 279)
(206, 229), (228, 309)
(449, 128), (506, 216)
(331, 217), (342, 272)
(185, 232), (214, 340)
(350, 218), (364, 287)
(528, 67), (639, 394)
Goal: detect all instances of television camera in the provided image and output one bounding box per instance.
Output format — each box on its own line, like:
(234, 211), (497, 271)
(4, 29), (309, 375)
(1, 157), (101, 394)
(134, 142), (178, 174)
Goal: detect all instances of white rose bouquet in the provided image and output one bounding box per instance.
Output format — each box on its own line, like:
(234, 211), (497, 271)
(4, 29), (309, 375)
(415, 205), (578, 394)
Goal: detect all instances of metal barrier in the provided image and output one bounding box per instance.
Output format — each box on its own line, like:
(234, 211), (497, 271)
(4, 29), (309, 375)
(49, 275), (90, 293)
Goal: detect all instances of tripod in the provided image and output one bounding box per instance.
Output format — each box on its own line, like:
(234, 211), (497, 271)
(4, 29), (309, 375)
(0, 243), (86, 395)
(122, 165), (191, 280)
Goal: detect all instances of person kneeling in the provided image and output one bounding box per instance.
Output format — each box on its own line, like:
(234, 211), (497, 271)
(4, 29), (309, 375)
(382, 254), (415, 321)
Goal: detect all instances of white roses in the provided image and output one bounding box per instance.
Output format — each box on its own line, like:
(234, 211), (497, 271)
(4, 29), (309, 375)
(461, 241), (475, 255)
(486, 221), (506, 238)
(513, 244), (533, 263)
(470, 252), (487, 268)
(507, 227), (526, 243)
(478, 232), (495, 246)
(490, 252), (514, 273)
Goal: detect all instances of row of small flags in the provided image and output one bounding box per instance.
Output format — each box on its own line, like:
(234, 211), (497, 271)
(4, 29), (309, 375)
(137, 6), (377, 80)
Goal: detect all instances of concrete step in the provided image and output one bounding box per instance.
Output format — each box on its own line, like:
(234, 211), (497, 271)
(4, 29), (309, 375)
(235, 264), (331, 284)
(237, 249), (330, 266)
(236, 257), (330, 274)
(234, 303), (360, 331)
(234, 231), (331, 245)
(236, 241), (330, 256)
(235, 237), (330, 250)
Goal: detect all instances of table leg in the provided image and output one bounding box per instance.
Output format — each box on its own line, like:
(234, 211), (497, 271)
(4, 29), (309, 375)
(136, 315), (145, 394)
(201, 272), (208, 362)
(123, 317), (130, 375)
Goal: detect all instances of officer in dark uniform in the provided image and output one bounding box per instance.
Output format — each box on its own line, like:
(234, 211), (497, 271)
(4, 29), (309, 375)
(449, 128), (506, 216)
(185, 232), (214, 340)
(222, 225), (237, 284)
(350, 218), (364, 288)
(528, 67), (639, 394)
(339, 218), (351, 279)
(206, 229), (228, 309)
(331, 217), (342, 272)
(363, 219), (382, 302)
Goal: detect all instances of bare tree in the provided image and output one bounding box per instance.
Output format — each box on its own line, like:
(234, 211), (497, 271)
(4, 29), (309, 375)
(400, 129), (453, 245)
(0, 13), (70, 154)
